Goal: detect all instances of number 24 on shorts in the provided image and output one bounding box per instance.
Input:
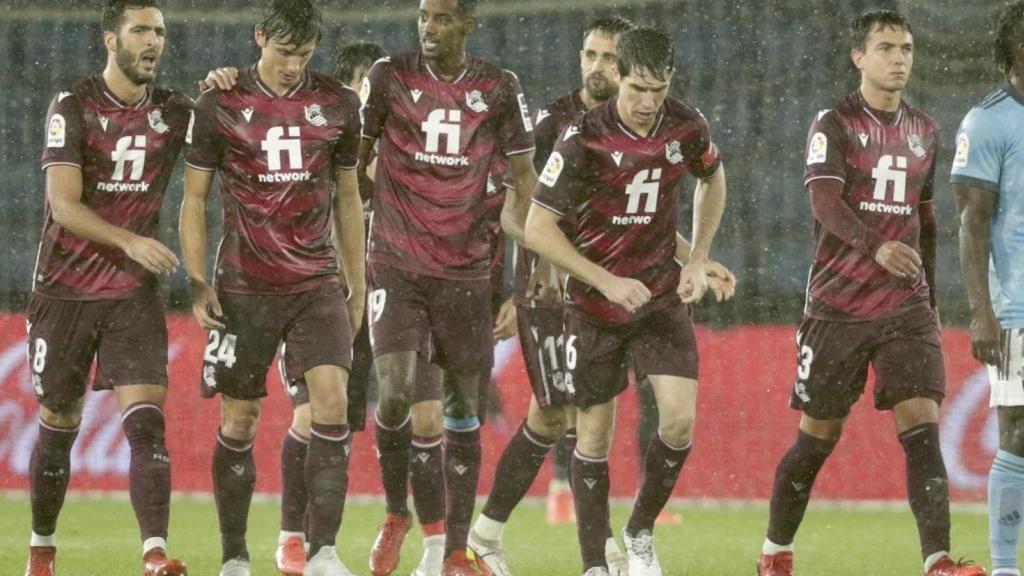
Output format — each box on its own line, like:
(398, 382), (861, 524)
(205, 330), (238, 368)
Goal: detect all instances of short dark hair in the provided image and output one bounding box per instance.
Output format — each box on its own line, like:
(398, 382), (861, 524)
(851, 9), (912, 51)
(616, 26), (675, 82)
(995, 1), (1024, 77)
(454, 0), (480, 17)
(102, 0), (159, 34)
(257, 0), (322, 47)
(333, 41), (386, 84)
(583, 15), (634, 41)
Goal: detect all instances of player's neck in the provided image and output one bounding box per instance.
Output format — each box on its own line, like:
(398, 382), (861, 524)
(427, 51), (466, 81)
(859, 84), (901, 112)
(579, 89), (605, 111)
(102, 64), (147, 105)
(616, 100), (654, 137)
(256, 60), (300, 96)
(1011, 71), (1023, 99)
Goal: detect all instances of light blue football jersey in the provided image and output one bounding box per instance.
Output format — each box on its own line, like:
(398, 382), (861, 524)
(951, 87), (1024, 327)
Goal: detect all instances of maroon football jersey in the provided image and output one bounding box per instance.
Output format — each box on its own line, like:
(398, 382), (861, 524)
(514, 90), (586, 308)
(186, 66), (361, 295)
(803, 91), (936, 321)
(36, 76), (191, 300)
(361, 51), (535, 280)
(533, 97), (721, 326)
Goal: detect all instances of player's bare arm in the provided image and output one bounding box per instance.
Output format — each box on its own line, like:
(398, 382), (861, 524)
(47, 164), (179, 276)
(955, 182), (1001, 366)
(674, 232), (736, 302)
(500, 152), (538, 244)
(333, 166), (367, 335)
(679, 165), (726, 303)
(357, 138), (375, 189)
(180, 166), (224, 330)
(526, 204), (650, 314)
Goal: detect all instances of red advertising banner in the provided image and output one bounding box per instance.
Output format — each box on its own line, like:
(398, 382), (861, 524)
(0, 313), (994, 501)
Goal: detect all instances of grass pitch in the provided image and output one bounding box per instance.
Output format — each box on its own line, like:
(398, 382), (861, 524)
(0, 494), (990, 575)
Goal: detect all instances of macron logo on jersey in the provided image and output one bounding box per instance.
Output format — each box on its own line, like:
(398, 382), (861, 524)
(259, 126), (311, 183)
(416, 109), (469, 167)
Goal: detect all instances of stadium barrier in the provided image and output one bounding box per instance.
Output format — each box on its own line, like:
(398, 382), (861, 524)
(0, 313), (994, 501)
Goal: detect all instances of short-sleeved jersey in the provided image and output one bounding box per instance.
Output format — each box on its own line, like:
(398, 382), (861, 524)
(36, 76), (191, 300)
(485, 155), (512, 299)
(533, 97), (721, 326)
(186, 66), (361, 295)
(361, 52), (535, 280)
(803, 91), (937, 321)
(951, 87), (1024, 327)
(514, 90), (587, 309)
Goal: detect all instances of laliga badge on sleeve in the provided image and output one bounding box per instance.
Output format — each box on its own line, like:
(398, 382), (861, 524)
(806, 132), (827, 165)
(539, 151), (564, 187)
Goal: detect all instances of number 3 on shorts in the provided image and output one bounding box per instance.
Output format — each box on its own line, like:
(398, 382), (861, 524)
(205, 330), (238, 368)
(796, 331), (813, 381)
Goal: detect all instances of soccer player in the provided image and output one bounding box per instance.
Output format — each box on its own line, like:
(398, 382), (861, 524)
(953, 3), (1024, 575)
(527, 26), (729, 576)
(25, 1), (188, 575)
(179, 1), (365, 575)
(359, 0), (539, 573)
(756, 10), (985, 576)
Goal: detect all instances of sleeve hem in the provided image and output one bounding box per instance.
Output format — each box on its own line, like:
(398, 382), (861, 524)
(950, 174), (1000, 192)
(531, 198), (566, 216)
(185, 161), (217, 172)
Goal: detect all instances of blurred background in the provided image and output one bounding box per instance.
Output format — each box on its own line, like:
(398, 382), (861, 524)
(0, 0), (1004, 324)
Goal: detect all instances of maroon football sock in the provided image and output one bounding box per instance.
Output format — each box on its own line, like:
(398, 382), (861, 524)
(410, 434), (445, 526)
(122, 404), (171, 542)
(375, 415), (412, 516)
(552, 427), (576, 483)
(280, 427), (309, 533)
(626, 434), (691, 535)
(305, 423), (351, 557)
(482, 421), (555, 522)
(444, 427), (481, 555)
(212, 430), (255, 562)
(899, 423), (951, 559)
(571, 451), (610, 571)
(766, 430), (836, 546)
(30, 420), (79, 537)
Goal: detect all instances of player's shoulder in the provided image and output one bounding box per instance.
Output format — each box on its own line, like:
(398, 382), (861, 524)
(380, 52), (413, 75)
(152, 87), (195, 112)
(962, 87), (1022, 130)
(50, 75), (98, 108)
(662, 96), (709, 126)
(900, 100), (938, 133)
(550, 90), (584, 117)
(308, 70), (360, 106)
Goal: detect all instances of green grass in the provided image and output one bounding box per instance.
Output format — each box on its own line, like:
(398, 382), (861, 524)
(0, 494), (990, 576)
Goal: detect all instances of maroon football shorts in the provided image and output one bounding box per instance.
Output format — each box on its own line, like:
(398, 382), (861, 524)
(200, 283), (352, 400)
(26, 291), (168, 410)
(367, 262), (494, 373)
(790, 300), (945, 419)
(564, 301), (699, 408)
(516, 304), (572, 407)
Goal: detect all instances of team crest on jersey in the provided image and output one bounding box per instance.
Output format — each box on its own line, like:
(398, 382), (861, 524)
(305, 104), (328, 127)
(665, 140), (684, 164)
(807, 132), (827, 165)
(465, 90), (488, 113)
(908, 134), (926, 158)
(203, 365), (217, 389)
(954, 133), (970, 169)
(47, 114), (66, 148)
(148, 109), (170, 134)
(539, 151), (564, 187)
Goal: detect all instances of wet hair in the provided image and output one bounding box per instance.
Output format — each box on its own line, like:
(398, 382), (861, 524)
(102, 0), (159, 34)
(851, 9), (912, 52)
(333, 41), (386, 84)
(583, 15), (635, 40)
(257, 0), (323, 47)
(995, 1), (1024, 77)
(455, 0), (480, 17)
(616, 26), (675, 82)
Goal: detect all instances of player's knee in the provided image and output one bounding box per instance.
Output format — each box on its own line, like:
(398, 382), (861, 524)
(291, 404), (312, 435)
(659, 413), (695, 447)
(41, 401), (84, 429)
(122, 404), (169, 458)
(221, 401), (261, 440)
(312, 394), (348, 424)
(576, 425), (613, 456)
(1000, 411), (1024, 454)
(527, 405), (568, 438)
(411, 401), (443, 436)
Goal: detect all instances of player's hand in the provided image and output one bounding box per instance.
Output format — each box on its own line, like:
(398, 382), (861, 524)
(198, 67), (239, 92)
(122, 235), (180, 276)
(874, 241), (921, 279)
(705, 259), (736, 302)
(345, 283), (367, 335)
(599, 275), (651, 315)
(528, 258), (562, 304)
(189, 279), (226, 330)
(970, 307), (1002, 366)
(678, 258), (709, 303)
(493, 297), (518, 340)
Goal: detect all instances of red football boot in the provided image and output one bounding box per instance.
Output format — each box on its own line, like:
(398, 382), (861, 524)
(142, 548), (187, 576)
(370, 512), (412, 576)
(546, 482), (575, 524)
(757, 551), (794, 576)
(274, 535), (306, 576)
(24, 547), (55, 576)
(442, 549), (490, 576)
(926, 556), (987, 576)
